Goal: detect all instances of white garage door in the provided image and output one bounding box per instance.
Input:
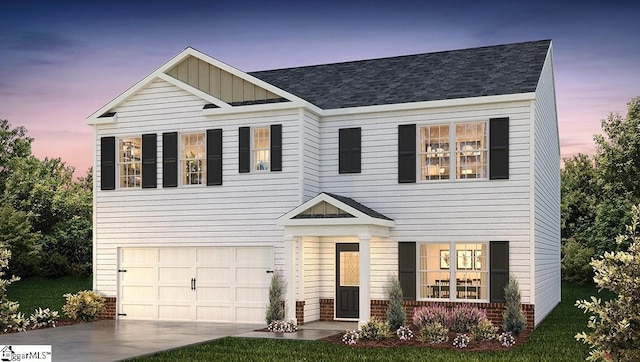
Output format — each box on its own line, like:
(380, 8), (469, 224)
(118, 247), (273, 323)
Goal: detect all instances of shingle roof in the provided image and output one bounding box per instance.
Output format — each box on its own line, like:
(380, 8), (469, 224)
(249, 39), (550, 109)
(323, 192), (393, 221)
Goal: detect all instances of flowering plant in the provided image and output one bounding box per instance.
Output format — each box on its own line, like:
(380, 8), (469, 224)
(30, 307), (59, 329)
(453, 333), (470, 348)
(267, 318), (298, 333)
(498, 331), (516, 347)
(342, 329), (360, 345)
(396, 325), (414, 341)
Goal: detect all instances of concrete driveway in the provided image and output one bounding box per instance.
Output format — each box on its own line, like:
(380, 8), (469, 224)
(0, 320), (261, 362)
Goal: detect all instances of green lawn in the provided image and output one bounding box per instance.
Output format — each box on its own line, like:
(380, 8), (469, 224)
(6, 275), (92, 316)
(127, 282), (612, 362)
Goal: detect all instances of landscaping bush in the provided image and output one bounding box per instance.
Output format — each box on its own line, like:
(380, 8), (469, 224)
(575, 204), (640, 362)
(265, 273), (284, 324)
(412, 305), (449, 330)
(449, 304), (487, 333)
(360, 317), (391, 340)
(503, 275), (526, 335)
(385, 277), (406, 330)
(471, 318), (498, 341)
(62, 290), (104, 321)
(0, 242), (24, 333)
(29, 307), (59, 329)
(417, 321), (449, 344)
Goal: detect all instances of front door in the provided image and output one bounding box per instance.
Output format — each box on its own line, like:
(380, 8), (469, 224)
(335, 243), (359, 319)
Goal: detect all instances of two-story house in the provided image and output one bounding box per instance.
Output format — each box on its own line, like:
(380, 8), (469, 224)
(87, 39), (560, 330)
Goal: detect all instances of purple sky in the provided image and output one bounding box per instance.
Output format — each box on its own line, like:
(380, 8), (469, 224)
(1, 0), (638, 174)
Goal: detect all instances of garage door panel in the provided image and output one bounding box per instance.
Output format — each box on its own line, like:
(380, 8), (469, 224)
(197, 287), (230, 301)
(158, 286), (191, 301)
(236, 267), (269, 283)
(235, 307), (265, 323)
(121, 248), (157, 264)
(196, 267), (231, 282)
(158, 305), (191, 320)
(121, 285), (156, 301)
(196, 306), (231, 322)
(158, 267), (191, 282)
(120, 304), (155, 319)
(196, 248), (232, 265)
(121, 267), (155, 283)
(158, 248), (192, 265)
(236, 248), (272, 266)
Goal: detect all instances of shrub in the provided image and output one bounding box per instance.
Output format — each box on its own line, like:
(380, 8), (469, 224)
(4, 311), (29, 332)
(0, 244), (23, 333)
(29, 307), (59, 329)
(418, 321), (449, 344)
(360, 317), (391, 340)
(267, 318), (298, 333)
(342, 329), (360, 345)
(449, 304), (487, 333)
(471, 318), (498, 341)
(575, 204), (640, 362)
(453, 333), (470, 348)
(265, 273), (284, 325)
(396, 325), (414, 341)
(498, 331), (516, 348)
(385, 277), (406, 330)
(62, 290), (105, 321)
(412, 305), (449, 330)
(561, 238), (595, 283)
(502, 275), (526, 335)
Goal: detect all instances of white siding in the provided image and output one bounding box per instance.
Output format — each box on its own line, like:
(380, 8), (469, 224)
(533, 47), (561, 325)
(94, 79), (301, 296)
(303, 237), (320, 322)
(302, 111), (321, 201)
(317, 102), (534, 302)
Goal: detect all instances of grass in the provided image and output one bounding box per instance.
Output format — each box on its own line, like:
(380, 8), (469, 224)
(6, 275), (93, 315)
(127, 282), (613, 362)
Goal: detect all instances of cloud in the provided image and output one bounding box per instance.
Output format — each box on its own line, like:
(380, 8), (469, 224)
(6, 31), (79, 53)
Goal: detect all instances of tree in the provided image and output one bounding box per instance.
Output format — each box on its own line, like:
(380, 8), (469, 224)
(575, 204), (640, 362)
(385, 277), (406, 331)
(0, 204), (40, 277)
(0, 120), (33, 195)
(502, 274), (526, 335)
(561, 153), (598, 241)
(265, 273), (285, 324)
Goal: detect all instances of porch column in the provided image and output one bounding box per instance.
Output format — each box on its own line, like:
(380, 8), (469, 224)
(284, 235), (297, 321)
(358, 234), (371, 328)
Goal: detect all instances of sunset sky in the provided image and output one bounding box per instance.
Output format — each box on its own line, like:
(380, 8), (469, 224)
(1, 0), (638, 174)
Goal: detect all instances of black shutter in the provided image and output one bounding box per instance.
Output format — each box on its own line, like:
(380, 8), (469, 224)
(239, 127), (250, 173)
(100, 137), (116, 190)
(398, 242), (416, 300)
(207, 129), (223, 186)
(141, 134), (157, 188)
(162, 132), (178, 188)
(490, 241), (509, 302)
(271, 124), (282, 171)
(490, 117), (509, 179)
(339, 127), (361, 174)
(398, 124), (416, 183)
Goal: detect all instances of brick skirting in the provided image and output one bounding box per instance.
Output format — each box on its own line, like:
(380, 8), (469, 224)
(296, 301), (305, 325)
(99, 297), (117, 319)
(317, 298), (535, 331)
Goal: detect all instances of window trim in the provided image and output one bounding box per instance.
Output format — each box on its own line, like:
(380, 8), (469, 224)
(417, 120), (489, 182)
(179, 131), (206, 186)
(416, 241), (489, 302)
(117, 135), (142, 189)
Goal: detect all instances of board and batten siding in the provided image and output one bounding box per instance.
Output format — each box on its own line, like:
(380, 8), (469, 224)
(94, 78), (302, 296)
(532, 47), (561, 326)
(317, 102), (534, 302)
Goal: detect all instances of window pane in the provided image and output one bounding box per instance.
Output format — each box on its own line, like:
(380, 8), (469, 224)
(253, 127), (270, 171)
(455, 122), (487, 179)
(418, 243), (450, 299)
(118, 137), (141, 188)
(180, 133), (206, 185)
(340, 251), (359, 286)
(454, 242), (488, 300)
(420, 125), (450, 180)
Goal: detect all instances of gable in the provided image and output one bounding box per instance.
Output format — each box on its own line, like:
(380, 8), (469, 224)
(165, 55), (285, 105)
(294, 201), (355, 219)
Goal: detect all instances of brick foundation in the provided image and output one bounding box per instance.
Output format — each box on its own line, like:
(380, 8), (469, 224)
(100, 297), (117, 319)
(318, 298), (535, 331)
(296, 301), (305, 325)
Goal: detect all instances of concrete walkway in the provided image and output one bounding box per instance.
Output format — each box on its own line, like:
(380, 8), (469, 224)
(233, 321), (357, 341)
(0, 320), (261, 362)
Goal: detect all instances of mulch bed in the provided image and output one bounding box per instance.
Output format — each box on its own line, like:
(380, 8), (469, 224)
(319, 328), (532, 352)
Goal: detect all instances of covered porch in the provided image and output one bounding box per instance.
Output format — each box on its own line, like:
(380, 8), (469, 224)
(277, 193), (395, 327)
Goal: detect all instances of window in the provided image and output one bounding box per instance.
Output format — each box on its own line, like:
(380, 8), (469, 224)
(418, 121), (487, 181)
(252, 127), (270, 171)
(180, 133), (206, 185)
(339, 127), (361, 173)
(118, 137), (141, 188)
(418, 242), (488, 300)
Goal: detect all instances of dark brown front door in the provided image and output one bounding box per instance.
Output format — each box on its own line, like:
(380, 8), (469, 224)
(336, 243), (359, 319)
